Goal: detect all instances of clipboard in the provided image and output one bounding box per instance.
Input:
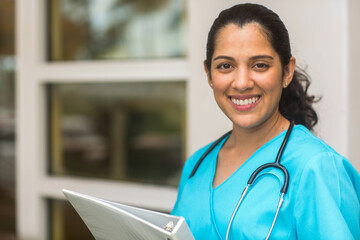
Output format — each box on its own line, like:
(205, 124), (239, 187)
(62, 189), (194, 240)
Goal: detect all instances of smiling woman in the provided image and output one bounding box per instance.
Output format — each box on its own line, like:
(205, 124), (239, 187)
(205, 23), (295, 131)
(171, 3), (360, 240)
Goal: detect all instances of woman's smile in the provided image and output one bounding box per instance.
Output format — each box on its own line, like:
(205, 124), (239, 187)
(229, 95), (261, 111)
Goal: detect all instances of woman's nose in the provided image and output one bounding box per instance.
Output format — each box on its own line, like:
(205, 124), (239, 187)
(231, 68), (254, 91)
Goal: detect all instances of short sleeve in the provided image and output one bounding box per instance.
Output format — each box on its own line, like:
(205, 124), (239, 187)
(294, 152), (360, 239)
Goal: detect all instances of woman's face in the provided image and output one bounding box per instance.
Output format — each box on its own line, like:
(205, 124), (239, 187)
(205, 23), (295, 130)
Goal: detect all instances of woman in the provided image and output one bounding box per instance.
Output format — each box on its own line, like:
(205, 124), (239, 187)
(171, 3), (360, 240)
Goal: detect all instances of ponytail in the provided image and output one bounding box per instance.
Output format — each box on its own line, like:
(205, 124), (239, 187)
(279, 67), (320, 131)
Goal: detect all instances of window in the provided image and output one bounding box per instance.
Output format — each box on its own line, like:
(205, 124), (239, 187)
(0, 0), (16, 239)
(18, 0), (188, 238)
(48, 82), (186, 186)
(47, 0), (187, 60)
(48, 199), (94, 240)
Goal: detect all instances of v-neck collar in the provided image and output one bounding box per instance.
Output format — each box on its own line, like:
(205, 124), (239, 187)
(208, 127), (291, 240)
(210, 127), (289, 191)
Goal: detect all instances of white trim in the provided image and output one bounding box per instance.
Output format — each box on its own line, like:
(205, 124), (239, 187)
(38, 176), (177, 211)
(37, 59), (188, 82)
(16, 0), (43, 238)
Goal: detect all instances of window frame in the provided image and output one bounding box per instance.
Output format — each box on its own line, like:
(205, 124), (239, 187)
(16, 0), (188, 238)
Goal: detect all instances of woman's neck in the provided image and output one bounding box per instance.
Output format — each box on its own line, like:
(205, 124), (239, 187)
(227, 114), (290, 152)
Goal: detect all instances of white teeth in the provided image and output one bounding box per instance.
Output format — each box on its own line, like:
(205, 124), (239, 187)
(232, 97), (259, 106)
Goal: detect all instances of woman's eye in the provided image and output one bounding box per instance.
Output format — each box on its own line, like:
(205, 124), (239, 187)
(253, 63), (269, 70)
(217, 63), (232, 70)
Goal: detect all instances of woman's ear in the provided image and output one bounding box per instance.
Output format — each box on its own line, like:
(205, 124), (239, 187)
(283, 57), (296, 88)
(203, 60), (213, 88)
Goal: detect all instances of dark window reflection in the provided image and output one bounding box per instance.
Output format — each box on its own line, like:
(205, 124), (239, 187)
(0, 56), (15, 240)
(0, 0), (16, 239)
(48, 199), (94, 240)
(47, 82), (186, 186)
(47, 0), (187, 61)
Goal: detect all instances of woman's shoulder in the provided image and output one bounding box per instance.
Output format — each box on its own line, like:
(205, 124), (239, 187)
(290, 124), (336, 154)
(286, 124), (359, 177)
(174, 138), (224, 197)
(289, 124), (360, 185)
(291, 129), (360, 239)
(181, 132), (231, 179)
(181, 140), (220, 177)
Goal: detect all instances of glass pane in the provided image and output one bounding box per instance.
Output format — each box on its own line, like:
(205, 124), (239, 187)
(48, 82), (186, 186)
(0, 0), (16, 239)
(0, 56), (16, 240)
(47, 0), (187, 61)
(47, 199), (94, 240)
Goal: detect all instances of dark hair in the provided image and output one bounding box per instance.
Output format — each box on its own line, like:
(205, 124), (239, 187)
(205, 3), (319, 131)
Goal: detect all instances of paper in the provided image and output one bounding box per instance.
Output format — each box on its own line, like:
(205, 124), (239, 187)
(62, 189), (194, 240)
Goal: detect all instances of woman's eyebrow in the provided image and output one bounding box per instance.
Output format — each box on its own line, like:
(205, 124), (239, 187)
(213, 55), (234, 61)
(249, 55), (274, 60)
(213, 55), (274, 61)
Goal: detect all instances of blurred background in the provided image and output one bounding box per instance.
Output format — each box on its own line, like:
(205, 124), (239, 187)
(1, 0), (360, 239)
(0, 0), (16, 239)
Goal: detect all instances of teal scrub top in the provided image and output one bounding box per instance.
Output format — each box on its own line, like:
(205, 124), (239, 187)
(171, 125), (360, 240)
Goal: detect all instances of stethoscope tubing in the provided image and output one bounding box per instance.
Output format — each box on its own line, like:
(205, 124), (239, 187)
(226, 121), (294, 240)
(248, 162), (289, 193)
(189, 130), (232, 179)
(248, 121), (294, 192)
(189, 121), (295, 240)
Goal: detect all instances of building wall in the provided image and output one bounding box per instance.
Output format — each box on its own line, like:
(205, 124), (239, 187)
(348, 0), (360, 171)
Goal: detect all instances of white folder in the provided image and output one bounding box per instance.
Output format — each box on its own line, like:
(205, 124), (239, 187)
(62, 189), (194, 240)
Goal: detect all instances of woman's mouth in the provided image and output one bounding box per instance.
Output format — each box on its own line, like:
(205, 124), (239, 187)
(230, 96), (260, 106)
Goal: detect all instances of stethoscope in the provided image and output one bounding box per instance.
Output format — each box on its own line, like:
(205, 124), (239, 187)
(188, 121), (295, 240)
